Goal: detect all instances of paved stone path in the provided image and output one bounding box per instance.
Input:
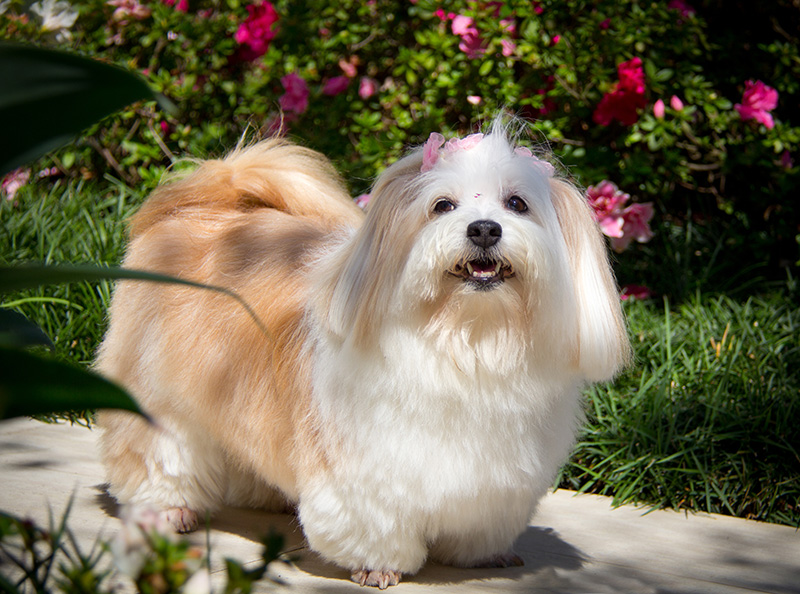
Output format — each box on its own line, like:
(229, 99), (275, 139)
(1, 417), (798, 593)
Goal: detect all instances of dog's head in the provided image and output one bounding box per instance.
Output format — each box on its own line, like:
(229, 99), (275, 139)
(314, 120), (630, 380)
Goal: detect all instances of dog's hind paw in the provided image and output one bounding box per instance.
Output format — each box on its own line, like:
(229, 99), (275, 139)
(162, 507), (200, 533)
(351, 569), (402, 589)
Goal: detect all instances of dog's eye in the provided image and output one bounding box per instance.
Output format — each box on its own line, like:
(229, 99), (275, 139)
(433, 199), (457, 214)
(506, 195), (528, 213)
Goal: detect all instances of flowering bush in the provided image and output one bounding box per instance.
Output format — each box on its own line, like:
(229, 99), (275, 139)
(1, 0), (798, 297)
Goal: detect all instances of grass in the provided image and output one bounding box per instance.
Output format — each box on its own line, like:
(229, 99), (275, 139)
(560, 294), (800, 527)
(2, 176), (799, 527)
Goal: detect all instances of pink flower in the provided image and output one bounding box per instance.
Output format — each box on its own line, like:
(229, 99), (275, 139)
(515, 147), (555, 177)
(620, 284), (652, 301)
(338, 57), (358, 78)
(593, 57), (647, 126)
(322, 76), (350, 96)
(434, 8), (455, 21)
(355, 193), (371, 209)
(234, 1), (279, 61)
(735, 80), (778, 129)
(451, 14), (485, 59)
(653, 99), (665, 119)
(107, 0), (150, 24)
(467, 95), (482, 105)
(501, 39), (516, 56)
(618, 57), (646, 94)
(550, 34), (561, 46)
(421, 132), (445, 172)
(611, 202), (655, 252)
(668, 0), (695, 19)
(2, 167), (31, 202)
(444, 133), (484, 152)
(670, 95), (684, 111)
(279, 73), (308, 114)
(599, 18), (611, 29)
(780, 150), (794, 169)
(450, 15), (474, 36)
(161, 0), (187, 10)
(586, 180), (629, 238)
(358, 77), (378, 99)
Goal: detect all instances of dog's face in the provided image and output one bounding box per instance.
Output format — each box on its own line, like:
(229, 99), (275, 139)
(314, 124), (630, 380)
(398, 132), (570, 305)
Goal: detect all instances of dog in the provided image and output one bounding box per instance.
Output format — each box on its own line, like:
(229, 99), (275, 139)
(95, 119), (630, 589)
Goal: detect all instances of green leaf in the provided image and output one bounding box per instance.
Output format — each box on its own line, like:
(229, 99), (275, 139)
(0, 347), (147, 420)
(0, 309), (54, 350)
(0, 263), (270, 340)
(0, 42), (176, 175)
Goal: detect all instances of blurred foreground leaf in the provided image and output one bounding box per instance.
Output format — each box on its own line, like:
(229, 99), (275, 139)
(0, 42), (176, 174)
(0, 347), (146, 420)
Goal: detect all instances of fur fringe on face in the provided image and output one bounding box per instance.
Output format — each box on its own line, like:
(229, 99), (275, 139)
(95, 118), (630, 588)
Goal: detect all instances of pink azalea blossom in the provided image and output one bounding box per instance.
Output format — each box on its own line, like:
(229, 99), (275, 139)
(234, 1), (278, 61)
(467, 95), (482, 105)
(593, 57), (647, 126)
(162, 0), (187, 11)
(586, 180), (629, 238)
(279, 73), (308, 114)
(667, 0), (695, 19)
(501, 39), (516, 57)
(611, 202), (655, 252)
(670, 95), (684, 111)
(2, 167), (31, 202)
(450, 15), (474, 36)
(620, 284), (653, 301)
(322, 76), (350, 96)
(434, 8), (455, 21)
(358, 77), (378, 99)
(338, 57), (358, 78)
(653, 98), (665, 119)
(780, 150), (794, 169)
(599, 18), (611, 29)
(107, 0), (150, 24)
(735, 80), (778, 129)
(451, 14), (485, 59)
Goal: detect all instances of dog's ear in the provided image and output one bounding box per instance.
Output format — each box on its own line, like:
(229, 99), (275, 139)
(549, 178), (631, 381)
(313, 152), (426, 349)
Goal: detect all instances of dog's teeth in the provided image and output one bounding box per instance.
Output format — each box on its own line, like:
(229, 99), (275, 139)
(466, 262), (474, 275)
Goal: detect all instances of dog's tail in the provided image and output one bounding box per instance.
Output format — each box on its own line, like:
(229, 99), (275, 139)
(129, 137), (363, 238)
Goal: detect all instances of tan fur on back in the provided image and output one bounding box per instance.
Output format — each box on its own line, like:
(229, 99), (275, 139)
(96, 139), (363, 505)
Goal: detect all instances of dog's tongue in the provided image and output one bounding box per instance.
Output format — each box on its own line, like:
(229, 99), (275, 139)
(471, 261), (496, 274)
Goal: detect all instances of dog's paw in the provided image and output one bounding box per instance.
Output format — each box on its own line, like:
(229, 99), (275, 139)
(464, 552), (524, 569)
(350, 569), (402, 589)
(162, 507), (199, 533)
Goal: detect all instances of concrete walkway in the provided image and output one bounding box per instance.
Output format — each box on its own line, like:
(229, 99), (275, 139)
(1, 417), (798, 593)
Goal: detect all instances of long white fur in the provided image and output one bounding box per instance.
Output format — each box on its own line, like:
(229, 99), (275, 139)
(96, 119), (630, 587)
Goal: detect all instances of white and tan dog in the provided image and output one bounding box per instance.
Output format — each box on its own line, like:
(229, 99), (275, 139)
(96, 120), (629, 588)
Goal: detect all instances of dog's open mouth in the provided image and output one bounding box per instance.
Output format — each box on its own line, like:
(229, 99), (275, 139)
(450, 258), (514, 289)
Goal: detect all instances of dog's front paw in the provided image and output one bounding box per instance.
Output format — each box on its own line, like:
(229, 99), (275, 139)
(162, 507), (200, 533)
(464, 552), (524, 569)
(351, 569), (402, 589)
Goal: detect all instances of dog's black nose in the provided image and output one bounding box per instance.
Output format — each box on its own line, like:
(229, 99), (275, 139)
(467, 220), (502, 248)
